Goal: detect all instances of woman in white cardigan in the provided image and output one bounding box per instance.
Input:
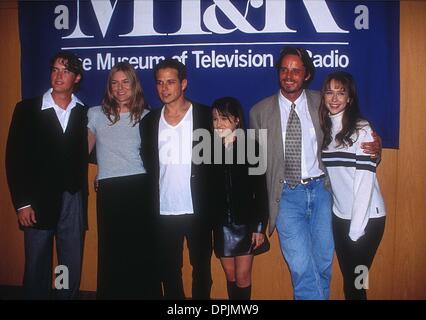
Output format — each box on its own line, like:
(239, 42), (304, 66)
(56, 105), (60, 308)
(319, 71), (386, 300)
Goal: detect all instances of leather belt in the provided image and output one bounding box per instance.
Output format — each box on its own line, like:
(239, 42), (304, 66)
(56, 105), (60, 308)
(300, 174), (326, 185)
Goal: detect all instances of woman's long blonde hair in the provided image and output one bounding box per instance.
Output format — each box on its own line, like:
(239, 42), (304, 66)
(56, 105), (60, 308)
(102, 61), (146, 126)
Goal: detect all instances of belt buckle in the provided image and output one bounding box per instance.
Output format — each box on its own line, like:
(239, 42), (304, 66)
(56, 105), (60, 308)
(300, 178), (309, 185)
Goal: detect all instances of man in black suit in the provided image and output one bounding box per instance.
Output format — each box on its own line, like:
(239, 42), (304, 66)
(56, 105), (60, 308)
(6, 51), (88, 299)
(140, 58), (213, 299)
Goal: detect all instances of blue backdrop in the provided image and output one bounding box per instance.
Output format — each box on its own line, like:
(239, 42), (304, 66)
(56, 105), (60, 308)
(19, 0), (399, 148)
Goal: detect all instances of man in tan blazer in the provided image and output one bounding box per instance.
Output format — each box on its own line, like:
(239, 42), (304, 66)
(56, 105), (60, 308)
(250, 47), (379, 299)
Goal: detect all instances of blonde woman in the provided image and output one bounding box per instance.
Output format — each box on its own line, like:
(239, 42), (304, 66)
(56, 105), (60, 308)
(88, 62), (160, 299)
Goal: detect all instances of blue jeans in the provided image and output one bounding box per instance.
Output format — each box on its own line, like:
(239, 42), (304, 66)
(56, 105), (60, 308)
(276, 178), (334, 300)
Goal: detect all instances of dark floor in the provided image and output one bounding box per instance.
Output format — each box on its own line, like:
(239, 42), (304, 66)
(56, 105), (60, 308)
(0, 285), (96, 300)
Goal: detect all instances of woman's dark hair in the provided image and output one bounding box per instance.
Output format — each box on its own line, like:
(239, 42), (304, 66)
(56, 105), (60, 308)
(211, 96), (245, 130)
(102, 61), (147, 126)
(319, 71), (365, 149)
(275, 47), (315, 87)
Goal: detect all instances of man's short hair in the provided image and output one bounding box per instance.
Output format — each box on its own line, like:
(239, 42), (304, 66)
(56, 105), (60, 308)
(50, 51), (84, 87)
(154, 58), (187, 81)
(275, 47), (315, 87)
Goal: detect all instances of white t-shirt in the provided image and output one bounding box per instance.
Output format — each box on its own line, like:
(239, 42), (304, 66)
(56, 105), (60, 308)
(158, 105), (194, 215)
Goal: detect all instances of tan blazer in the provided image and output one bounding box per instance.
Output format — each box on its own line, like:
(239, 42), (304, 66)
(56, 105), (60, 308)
(249, 89), (327, 235)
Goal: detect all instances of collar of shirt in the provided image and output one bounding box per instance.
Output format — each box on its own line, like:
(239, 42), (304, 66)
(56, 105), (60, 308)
(41, 88), (83, 132)
(278, 89), (307, 113)
(41, 88), (82, 112)
(329, 109), (344, 133)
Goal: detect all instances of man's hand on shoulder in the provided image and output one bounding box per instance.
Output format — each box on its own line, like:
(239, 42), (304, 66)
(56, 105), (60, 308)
(361, 131), (382, 162)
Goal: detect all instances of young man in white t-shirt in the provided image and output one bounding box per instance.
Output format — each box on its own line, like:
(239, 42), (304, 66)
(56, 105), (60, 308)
(140, 58), (214, 299)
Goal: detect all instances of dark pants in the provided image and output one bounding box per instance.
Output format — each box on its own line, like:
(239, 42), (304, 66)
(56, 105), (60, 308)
(332, 214), (386, 300)
(23, 191), (85, 300)
(96, 174), (162, 299)
(158, 214), (212, 300)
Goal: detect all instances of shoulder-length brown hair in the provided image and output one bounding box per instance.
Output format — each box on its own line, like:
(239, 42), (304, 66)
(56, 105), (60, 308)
(319, 71), (365, 149)
(102, 62), (147, 126)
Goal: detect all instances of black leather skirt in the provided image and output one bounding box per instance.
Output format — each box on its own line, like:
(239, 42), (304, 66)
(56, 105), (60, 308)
(213, 220), (254, 258)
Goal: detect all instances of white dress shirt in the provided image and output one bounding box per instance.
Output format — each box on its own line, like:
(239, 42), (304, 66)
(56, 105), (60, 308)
(278, 90), (324, 179)
(42, 88), (83, 132)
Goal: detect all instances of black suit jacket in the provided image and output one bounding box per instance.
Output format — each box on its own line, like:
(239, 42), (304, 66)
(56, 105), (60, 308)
(5, 97), (89, 229)
(139, 102), (215, 224)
